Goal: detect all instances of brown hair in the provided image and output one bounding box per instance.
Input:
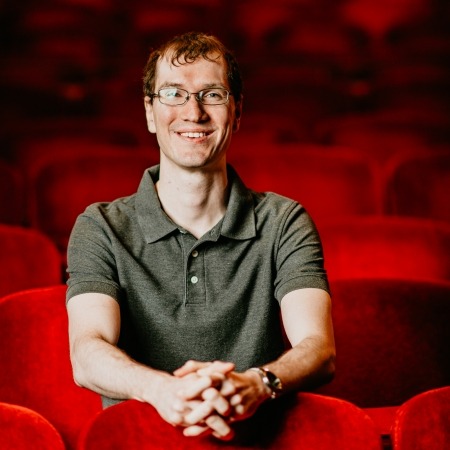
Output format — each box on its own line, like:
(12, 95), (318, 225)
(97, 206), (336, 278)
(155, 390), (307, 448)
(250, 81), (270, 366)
(143, 31), (243, 101)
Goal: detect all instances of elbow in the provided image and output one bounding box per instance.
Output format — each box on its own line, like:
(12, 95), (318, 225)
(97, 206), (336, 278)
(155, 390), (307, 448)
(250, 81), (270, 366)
(71, 358), (88, 388)
(322, 351), (336, 385)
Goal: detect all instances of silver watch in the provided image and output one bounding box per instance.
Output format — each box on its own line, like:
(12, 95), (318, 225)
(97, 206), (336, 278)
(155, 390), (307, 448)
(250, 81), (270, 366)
(249, 367), (283, 399)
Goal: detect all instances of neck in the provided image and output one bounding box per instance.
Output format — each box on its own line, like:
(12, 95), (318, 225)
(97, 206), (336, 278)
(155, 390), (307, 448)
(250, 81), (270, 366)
(156, 162), (229, 239)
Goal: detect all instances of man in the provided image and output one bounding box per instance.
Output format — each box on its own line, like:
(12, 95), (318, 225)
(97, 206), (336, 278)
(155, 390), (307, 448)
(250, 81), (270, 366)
(66, 31), (335, 442)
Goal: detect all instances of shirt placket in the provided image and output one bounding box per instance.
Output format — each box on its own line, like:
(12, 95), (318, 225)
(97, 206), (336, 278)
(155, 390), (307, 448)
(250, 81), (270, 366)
(179, 230), (206, 306)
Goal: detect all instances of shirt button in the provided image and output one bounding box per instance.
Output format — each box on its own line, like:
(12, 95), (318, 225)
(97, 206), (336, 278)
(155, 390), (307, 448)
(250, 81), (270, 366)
(191, 276), (199, 284)
(192, 250), (199, 258)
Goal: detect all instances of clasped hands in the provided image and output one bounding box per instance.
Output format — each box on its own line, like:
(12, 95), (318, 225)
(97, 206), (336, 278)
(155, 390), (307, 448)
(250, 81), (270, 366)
(157, 360), (270, 440)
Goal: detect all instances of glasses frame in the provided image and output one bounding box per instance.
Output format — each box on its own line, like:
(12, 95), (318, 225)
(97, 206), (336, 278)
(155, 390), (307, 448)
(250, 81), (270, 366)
(150, 87), (232, 106)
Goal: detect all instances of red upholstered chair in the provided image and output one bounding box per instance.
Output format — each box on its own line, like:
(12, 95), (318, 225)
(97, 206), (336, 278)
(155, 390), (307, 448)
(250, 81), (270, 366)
(0, 224), (63, 297)
(78, 394), (381, 450)
(0, 402), (65, 450)
(29, 151), (159, 254)
(230, 146), (381, 227)
(0, 160), (25, 225)
(318, 216), (450, 282)
(386, 152), (450, 223)
(317, 279), (450, 408)
(392, 387), (450, 450)
(0, 286), (102, 450)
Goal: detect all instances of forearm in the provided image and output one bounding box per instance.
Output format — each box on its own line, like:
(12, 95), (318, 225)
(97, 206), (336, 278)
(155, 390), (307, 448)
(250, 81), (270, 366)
(71, 334), (168, 405)
(264, 334), (336, 393)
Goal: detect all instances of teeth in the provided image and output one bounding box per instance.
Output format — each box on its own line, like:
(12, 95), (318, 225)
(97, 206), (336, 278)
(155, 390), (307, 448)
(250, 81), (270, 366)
(180, 132), (207, 138)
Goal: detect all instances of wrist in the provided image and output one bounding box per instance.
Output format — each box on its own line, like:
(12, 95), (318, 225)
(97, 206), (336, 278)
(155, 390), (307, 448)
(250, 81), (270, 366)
(247, 367), (283, 400)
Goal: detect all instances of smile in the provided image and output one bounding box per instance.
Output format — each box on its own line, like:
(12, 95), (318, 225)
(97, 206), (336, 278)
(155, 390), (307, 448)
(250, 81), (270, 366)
(179, 132), (209, 138)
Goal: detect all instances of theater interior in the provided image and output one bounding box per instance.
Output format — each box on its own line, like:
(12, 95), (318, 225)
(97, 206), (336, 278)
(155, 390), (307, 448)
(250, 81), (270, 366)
(0, 0), (449, 449)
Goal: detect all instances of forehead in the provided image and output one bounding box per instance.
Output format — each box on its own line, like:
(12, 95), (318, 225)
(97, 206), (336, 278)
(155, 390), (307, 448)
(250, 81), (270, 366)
(155, 52), (228, 88)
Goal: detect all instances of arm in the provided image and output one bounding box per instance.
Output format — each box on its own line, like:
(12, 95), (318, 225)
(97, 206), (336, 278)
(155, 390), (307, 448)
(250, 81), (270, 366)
(67, 292), (234, 437)
(178, 287), (335, 432)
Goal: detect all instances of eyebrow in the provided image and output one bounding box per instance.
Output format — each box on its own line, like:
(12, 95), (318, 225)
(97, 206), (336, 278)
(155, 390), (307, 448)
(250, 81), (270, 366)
(157, 82), (228, 91)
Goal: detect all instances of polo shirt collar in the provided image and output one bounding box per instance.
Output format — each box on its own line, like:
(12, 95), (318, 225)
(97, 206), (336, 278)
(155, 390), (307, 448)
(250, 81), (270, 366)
(136, 164), (256, 244)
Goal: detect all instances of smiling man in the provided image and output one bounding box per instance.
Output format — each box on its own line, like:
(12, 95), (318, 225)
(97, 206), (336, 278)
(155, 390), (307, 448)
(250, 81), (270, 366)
(66, 32), (335, 442)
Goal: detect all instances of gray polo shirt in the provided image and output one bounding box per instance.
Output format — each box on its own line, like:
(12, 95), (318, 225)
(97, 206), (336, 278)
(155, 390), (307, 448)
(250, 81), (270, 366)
(67, 164), (328, 382)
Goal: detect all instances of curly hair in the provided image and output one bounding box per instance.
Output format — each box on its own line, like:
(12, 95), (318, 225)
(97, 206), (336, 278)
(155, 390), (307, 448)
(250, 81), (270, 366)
(143, 31), (243, 101)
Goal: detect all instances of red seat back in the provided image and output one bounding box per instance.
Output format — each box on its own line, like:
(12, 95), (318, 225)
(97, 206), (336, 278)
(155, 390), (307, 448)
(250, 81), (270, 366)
(0, 224), (62, 297)
(318, 278), (450, 407)
(386, 152), (450, 223)
(319, 216), (450, 282)
(78, 394), (381, 450)
(0, 286), (102, 450)
(29, 151), (159, 253)
(392, 387), (450, 450)
(0, 402), (65, 450)
(0, 160), (25, 225)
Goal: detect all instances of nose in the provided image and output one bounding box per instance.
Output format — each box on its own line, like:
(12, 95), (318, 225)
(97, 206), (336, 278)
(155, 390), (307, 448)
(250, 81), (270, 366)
(181, 94), (208, 122)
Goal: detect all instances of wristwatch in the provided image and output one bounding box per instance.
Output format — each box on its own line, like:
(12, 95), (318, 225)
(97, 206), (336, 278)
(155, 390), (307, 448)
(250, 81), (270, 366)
(249, 367), (283, 399)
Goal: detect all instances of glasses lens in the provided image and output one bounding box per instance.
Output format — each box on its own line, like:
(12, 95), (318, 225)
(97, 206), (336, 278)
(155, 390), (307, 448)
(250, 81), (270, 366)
(158, 88), (188, 105)
(199, 89), (229, 105)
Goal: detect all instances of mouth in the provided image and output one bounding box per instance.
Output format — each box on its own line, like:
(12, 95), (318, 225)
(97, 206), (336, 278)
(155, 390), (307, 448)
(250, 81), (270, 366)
(178, 131), (211, 139)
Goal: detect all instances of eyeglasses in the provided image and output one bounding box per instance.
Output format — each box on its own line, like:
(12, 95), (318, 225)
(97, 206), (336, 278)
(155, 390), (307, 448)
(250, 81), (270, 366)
(150, 87), (232, 106)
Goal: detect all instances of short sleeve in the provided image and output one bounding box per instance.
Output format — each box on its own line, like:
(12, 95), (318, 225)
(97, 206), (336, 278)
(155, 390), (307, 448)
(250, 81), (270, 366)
(66, 205), (122, 303)
(274, 202), (329, 302)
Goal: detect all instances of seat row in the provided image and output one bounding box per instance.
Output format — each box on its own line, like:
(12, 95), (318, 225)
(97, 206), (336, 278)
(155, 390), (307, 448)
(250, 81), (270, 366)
(2, 144), (450, 247)
(2, 387), (449, 449)
(0, 282), (449, 449)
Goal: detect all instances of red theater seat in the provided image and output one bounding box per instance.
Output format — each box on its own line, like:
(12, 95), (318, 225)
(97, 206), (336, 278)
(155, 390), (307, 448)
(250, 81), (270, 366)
(29, 151), (159, 254)
(319, 216), (450, 282)
(0, 160), (25, 225)
(0, 402), (65, 450)
(392, 387), (450, 450)
(0, 224), (62, 297)
(231, 146), (381, 225)
(317, 278), (450, 408)
(0, 286), (102, 450)
(78, 394), (381, 450)
(386, 152), (450, 223)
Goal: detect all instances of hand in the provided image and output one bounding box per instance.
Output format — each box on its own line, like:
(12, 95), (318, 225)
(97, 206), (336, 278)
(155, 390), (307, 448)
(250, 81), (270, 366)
(174, 360), (236, 439)
(174, 361), (270, 438)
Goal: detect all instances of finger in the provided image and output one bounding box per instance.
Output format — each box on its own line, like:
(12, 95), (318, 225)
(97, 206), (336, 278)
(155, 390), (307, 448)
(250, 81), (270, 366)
(220, 379), (236, 397)
(174, 360), (208, 377)
(230, 394), (242, 406)
(205, 415), (233, 439)
(212, 429), (235, 441)
(197, 361), (235, 377)
(183, 424), (210, 437)
(234, 404), (245, 416)
(184, 400), (214, 425)
(202, 388), (230, 416)
(177, 376), (212, 399)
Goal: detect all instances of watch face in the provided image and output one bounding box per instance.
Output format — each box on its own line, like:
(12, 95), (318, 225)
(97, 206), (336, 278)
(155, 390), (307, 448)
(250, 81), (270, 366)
(263, 369), (282, 392)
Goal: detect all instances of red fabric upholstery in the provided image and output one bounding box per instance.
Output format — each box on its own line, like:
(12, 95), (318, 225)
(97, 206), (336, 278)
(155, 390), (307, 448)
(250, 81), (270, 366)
(0, 160), (25, 225)
(29, 151), (159, 253)
(392, 387), (450, 450)
(0, 402), (65, 450)
(318, 216), (450, 281)
(230, 146), (381, 226)
(386, 152), (450, 223)
(0, 224), (62, 297)
(78, 394), (381, 450)
(0, 286), (102, 450)
(317, 278), (450, 407)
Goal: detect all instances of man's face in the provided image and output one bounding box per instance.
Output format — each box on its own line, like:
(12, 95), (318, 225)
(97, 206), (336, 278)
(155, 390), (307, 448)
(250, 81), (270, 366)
(144, 53), (241, 171)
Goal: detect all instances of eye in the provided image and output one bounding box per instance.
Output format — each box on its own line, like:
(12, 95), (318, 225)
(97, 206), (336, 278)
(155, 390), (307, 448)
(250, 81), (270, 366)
(202, 89), (225, 99)
(161, 88), (183, 99)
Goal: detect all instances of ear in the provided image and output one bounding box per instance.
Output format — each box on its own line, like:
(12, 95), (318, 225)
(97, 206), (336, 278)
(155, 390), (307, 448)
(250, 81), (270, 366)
(144, 96), (157, 134)
(233, 96), (243, 133)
